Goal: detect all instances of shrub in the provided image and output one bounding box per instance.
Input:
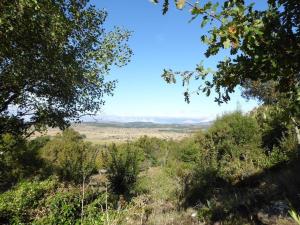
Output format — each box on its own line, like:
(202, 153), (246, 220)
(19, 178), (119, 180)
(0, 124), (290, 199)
(135, 135), (168, 166)
(40, 129), (99, 183)
(267, 127), (298, 166)
(177, 138), (200, 165)
(250, 105), (289, 150)
(208, 111), (261, 147)
(36, 190), (82, 225)
(27, 136), (50, 154)
(1, 178), (114, 225)
(182, 112), (268, 206)
(103, 143), (142, 196)
(83, 194), (107, 224)
(0, 177), (58, 224)
(0, 134), (44, 191)
(205, 112), (267, 183)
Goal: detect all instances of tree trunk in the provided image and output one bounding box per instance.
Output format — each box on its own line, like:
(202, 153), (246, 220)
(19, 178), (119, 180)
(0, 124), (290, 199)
(291, 117), (300, 154)
(294, 125), (300, 151)
(81, 175), (86, 224)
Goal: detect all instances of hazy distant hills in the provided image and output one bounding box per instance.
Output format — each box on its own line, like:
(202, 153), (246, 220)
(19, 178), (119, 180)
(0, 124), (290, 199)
(81, 114), (214, 126)
(80, 121), (212, 129)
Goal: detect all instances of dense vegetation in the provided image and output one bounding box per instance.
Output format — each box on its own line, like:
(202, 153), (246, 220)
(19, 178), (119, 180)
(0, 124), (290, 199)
(1, 0), (300, 224)
(0, 110), (299, 224)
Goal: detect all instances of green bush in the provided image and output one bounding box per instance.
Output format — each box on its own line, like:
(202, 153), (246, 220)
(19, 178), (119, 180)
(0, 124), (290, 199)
(35, 190), (82, 225)
(182, 112), (268, 206)
(29, 182), (109, 225)
(0, 134), (45, 191)
(205, 112), (267, 183)
(177, 138), (200, 165)
(251, 106), (290, 150)
(103, 143), (142, 196)
(208, 111), (261, 147)
(0, 177), (58, 224)
(27, 136), (50, 154)
(267, 128), (298, 166)
(40, 129), (99, 183)
(0, 176), (112, 225)
(83, 194), (107, 225)
(135, 135), (168, 166)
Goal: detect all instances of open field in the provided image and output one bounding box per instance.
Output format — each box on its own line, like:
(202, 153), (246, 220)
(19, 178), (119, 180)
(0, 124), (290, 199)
(35, 122), (209, 144)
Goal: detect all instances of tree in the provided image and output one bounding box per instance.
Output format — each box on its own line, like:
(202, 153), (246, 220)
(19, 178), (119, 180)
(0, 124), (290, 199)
(102, 143), (142, 196)
(243, 79), (300, 149)
(40, 129), (99, 184)
(0, 134), (46, 191)
(154, 0), (300, 119)
(0, 0), (132, 136)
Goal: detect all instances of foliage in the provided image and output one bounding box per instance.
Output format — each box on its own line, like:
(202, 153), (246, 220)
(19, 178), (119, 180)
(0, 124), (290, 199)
(207, 112), (267, 182)
(0, 177), (58, 224)
(0, 176), (110, 225)
(40, 129), (99, 183)
(82, 194), (107, 225)
(209, 111), (261, 146)
(155, 0), (300, 121)
(289, 209), (300, 225)
(27, 136), (51, 153)
(267, 128), (298, 165)
(250, 105), (296, 151)
(0, 134), (44, 191)
(242, 80), (281, 105)
(176, 138), (199, 165)
(0, 0), (132, 136)
(36, 190), (82, 225)
(135, 135), (170, 167)
(103, 143), (142, 196)
(182, 112), (268, 206)
(0, 115), (299, 224)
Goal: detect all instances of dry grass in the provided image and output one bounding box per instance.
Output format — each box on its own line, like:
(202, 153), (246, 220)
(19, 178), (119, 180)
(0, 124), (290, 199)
(33, 123), (195, 144)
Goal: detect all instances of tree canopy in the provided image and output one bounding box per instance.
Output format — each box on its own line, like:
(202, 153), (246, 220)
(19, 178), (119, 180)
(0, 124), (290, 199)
(154, 0), (300, 119)
(0, 0), (132, 136)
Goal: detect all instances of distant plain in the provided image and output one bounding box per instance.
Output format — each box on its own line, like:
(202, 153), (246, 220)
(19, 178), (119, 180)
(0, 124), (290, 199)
(35, 122), (210, 144)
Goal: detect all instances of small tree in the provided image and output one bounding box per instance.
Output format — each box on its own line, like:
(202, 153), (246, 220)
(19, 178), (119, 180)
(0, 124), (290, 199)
(202, 112), (265, 183)
(40, 129), (99, 183)
(0, 134), (45, 191)
(103, 143), (142, 196)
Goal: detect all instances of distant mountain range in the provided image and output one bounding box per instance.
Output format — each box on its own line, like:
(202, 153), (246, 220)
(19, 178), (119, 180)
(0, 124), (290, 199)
(80, 121), (212, 129)
(81, 115), (214, 126)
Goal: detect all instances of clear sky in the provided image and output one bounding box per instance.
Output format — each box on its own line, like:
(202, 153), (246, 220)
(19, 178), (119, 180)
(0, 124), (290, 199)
(90, 0), (260, 123)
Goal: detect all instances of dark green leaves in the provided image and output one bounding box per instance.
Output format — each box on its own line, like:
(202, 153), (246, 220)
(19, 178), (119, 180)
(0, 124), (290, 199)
(163, 0), (169, 14)
(0, 0), (132, 136)
(155, 0), (300, 122)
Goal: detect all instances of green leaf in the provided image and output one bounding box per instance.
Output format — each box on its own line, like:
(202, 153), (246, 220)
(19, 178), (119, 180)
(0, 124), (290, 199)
(191, 7), (204, 15)
(162, 0), (169, 14)
(201, 16), (209, 28)
(223, 39), (231, 49)
(289, 210), (300, 225)
(212, 3), (219, 12)
(206, 88), (211, 96)
(203, 2), (213, 10)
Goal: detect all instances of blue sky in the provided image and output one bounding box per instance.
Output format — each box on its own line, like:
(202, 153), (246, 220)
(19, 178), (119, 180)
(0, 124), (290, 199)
(90, 0), (260, 123)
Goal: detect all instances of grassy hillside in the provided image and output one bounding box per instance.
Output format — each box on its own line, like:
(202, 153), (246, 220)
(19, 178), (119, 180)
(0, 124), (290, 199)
(1, 112), (299, 224)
